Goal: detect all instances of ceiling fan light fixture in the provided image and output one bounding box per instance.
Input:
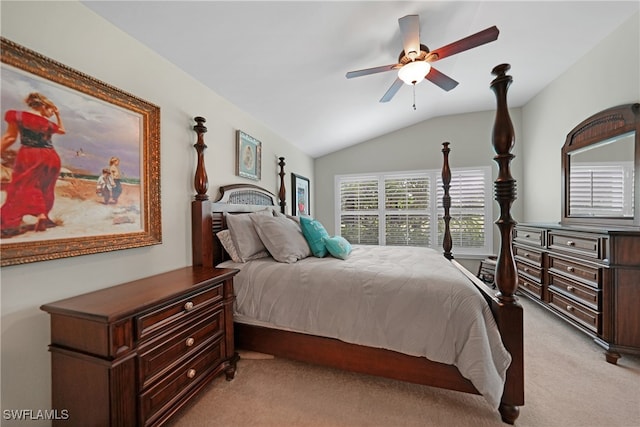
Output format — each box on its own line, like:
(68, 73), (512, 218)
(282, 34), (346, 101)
(398, 61), (431, 85)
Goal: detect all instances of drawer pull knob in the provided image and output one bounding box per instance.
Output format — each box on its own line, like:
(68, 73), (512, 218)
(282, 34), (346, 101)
(524, 267), (530, 273)
(567, 240), (575, 246)
(567, 286), (575, 292)
(187, 369), (196, 379)
(185, 337), (195, 347)
(184, 301), (194, 311)
(524, 253), (530, 258)
(567, 305), (574, 312)
(524, 233), (530, 238)
(567, 266), (575, 272)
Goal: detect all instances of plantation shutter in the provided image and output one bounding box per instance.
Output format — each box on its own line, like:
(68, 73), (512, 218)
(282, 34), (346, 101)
(384, 174), (431, 246)
(339, 177), (379, 244)
(436, 169), (488, 249)
(336, 166), (492, 255)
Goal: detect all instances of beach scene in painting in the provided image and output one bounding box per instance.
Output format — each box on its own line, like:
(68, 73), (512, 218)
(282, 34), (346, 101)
(1, 64), (143, 243)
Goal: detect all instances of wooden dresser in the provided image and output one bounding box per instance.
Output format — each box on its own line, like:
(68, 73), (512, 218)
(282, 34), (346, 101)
(41, 266), (238, 427)
(514, 223), (640, 363)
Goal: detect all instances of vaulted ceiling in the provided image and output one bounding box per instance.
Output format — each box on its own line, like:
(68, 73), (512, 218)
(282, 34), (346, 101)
(83, 1), (639, 158)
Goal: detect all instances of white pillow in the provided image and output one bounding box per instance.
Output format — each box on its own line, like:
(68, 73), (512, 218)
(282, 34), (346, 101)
(217, 229), (253, 263)
(225, 209), (272, 262)
(250, 214), (311, 263)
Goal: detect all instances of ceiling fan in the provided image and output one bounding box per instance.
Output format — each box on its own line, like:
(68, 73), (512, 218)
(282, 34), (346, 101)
(346, 15), (499, 104)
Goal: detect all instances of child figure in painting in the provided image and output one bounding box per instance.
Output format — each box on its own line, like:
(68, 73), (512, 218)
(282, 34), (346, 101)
(96, 168), (115, 205)
(108, 156), (122, 204)
(0, 92), (66, 237)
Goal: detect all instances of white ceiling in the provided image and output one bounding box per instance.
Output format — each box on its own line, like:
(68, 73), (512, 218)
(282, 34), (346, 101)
(82, 1), (639, 158)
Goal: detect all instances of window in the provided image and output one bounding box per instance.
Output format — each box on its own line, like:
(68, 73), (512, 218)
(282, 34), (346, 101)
(335, 167), (492, 256)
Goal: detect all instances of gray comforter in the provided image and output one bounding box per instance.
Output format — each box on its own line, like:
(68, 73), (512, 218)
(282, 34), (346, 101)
(219, 245), (511, 408)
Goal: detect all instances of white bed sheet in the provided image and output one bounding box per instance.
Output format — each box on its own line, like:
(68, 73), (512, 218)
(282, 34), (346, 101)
(219, 245), (511, 408)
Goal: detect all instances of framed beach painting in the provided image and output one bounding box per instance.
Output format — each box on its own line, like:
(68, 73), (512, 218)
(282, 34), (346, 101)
(291, 173), (310, 216)
(0, 38), (161, 267)
(236, 130), (261, 181)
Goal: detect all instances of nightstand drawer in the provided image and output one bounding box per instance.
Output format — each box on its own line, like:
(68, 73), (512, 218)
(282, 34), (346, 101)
(548, 255), (600, 288)
(138, 307), (224, 388)
(136, 285), (223, 340)
(549, 290), (600, 334)
(140, 337), (225, 426)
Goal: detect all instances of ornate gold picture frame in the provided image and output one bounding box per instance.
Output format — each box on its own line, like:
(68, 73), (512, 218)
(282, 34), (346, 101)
(0, 38), (161, 266)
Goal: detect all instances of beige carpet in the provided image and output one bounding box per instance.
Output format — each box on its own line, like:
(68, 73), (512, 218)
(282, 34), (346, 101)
(167, 297), (640, 427)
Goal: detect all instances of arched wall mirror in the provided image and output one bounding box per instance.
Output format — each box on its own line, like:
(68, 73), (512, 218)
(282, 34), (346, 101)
(561, 103), (640, 228)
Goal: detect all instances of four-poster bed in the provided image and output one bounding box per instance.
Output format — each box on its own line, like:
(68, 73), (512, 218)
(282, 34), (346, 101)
(190, 64), (524, 423)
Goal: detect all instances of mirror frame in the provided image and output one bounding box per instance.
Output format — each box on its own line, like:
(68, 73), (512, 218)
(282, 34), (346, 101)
(561, 103), (640, 228)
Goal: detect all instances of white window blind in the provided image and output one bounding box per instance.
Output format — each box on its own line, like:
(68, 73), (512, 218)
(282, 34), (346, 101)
(437, 169), (489, 250)
(336, 167), (492, 255)
(384, 174), (431, 247)
(569, 162), (635, 217)
(339, 177), (380, 244)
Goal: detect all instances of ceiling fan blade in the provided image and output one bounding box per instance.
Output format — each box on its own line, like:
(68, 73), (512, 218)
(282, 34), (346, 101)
(425, 67), (459, 91)
(427, 26), (499, 62)
(398, 15), (421, 57)
(346, 64), (399, 79)
(380, 78), (404, 103)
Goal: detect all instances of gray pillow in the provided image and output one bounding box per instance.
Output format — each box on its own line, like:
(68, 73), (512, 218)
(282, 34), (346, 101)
(250, 214), (311, 263)
(225, 209), (272, 262)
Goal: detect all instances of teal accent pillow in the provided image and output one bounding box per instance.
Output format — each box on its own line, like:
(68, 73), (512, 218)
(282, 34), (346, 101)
(299, 216), (329, 257)
(323, 236), (352, 260)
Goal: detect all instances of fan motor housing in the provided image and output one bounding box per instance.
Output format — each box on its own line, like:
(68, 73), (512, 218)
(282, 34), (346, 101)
(399, 44), (432, 64)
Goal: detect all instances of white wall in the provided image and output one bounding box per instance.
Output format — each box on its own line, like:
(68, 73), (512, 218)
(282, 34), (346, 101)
(521, 11), (639, 223)
(0, 2), (313, 423)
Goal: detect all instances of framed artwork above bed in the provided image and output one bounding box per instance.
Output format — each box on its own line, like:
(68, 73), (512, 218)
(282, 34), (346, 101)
(291, 173), (310, 216)
(236, 130), (261, 181)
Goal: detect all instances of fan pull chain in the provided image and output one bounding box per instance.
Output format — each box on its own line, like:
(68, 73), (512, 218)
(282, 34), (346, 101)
(412, 84), (417, 110)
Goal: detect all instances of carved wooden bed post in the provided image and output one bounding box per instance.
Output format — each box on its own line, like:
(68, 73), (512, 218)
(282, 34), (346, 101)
(191, 116), (213, 267)
(278, 157), (287, 214)
(441, 142), (453, 260)
(490, 63), (524, 424)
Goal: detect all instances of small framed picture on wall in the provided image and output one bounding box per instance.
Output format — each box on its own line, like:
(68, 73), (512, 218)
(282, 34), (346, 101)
(291, 173), (310, 216)
(236, 130), (261, 181)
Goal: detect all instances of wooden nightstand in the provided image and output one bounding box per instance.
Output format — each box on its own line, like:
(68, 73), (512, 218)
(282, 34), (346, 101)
(41, 266), (238, 426)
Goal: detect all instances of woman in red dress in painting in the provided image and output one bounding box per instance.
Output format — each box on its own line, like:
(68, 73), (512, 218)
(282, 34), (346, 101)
(1, 92), (66, 237)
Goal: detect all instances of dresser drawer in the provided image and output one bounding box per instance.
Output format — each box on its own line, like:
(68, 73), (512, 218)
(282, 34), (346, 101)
(138, 307), (224, 389)
(514, 245), (543, 267)
(140, 337), (225, 426)
(518, 274), (542, 300)
(514, 227), (545, 248)
(516, 260), (542, 282)
(548, 273), (600, 310)
(136, 285), (223, 341)
(547, 231), (604, 260)
(549, 290), (600, 334)
(548, 255), (600, 288)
